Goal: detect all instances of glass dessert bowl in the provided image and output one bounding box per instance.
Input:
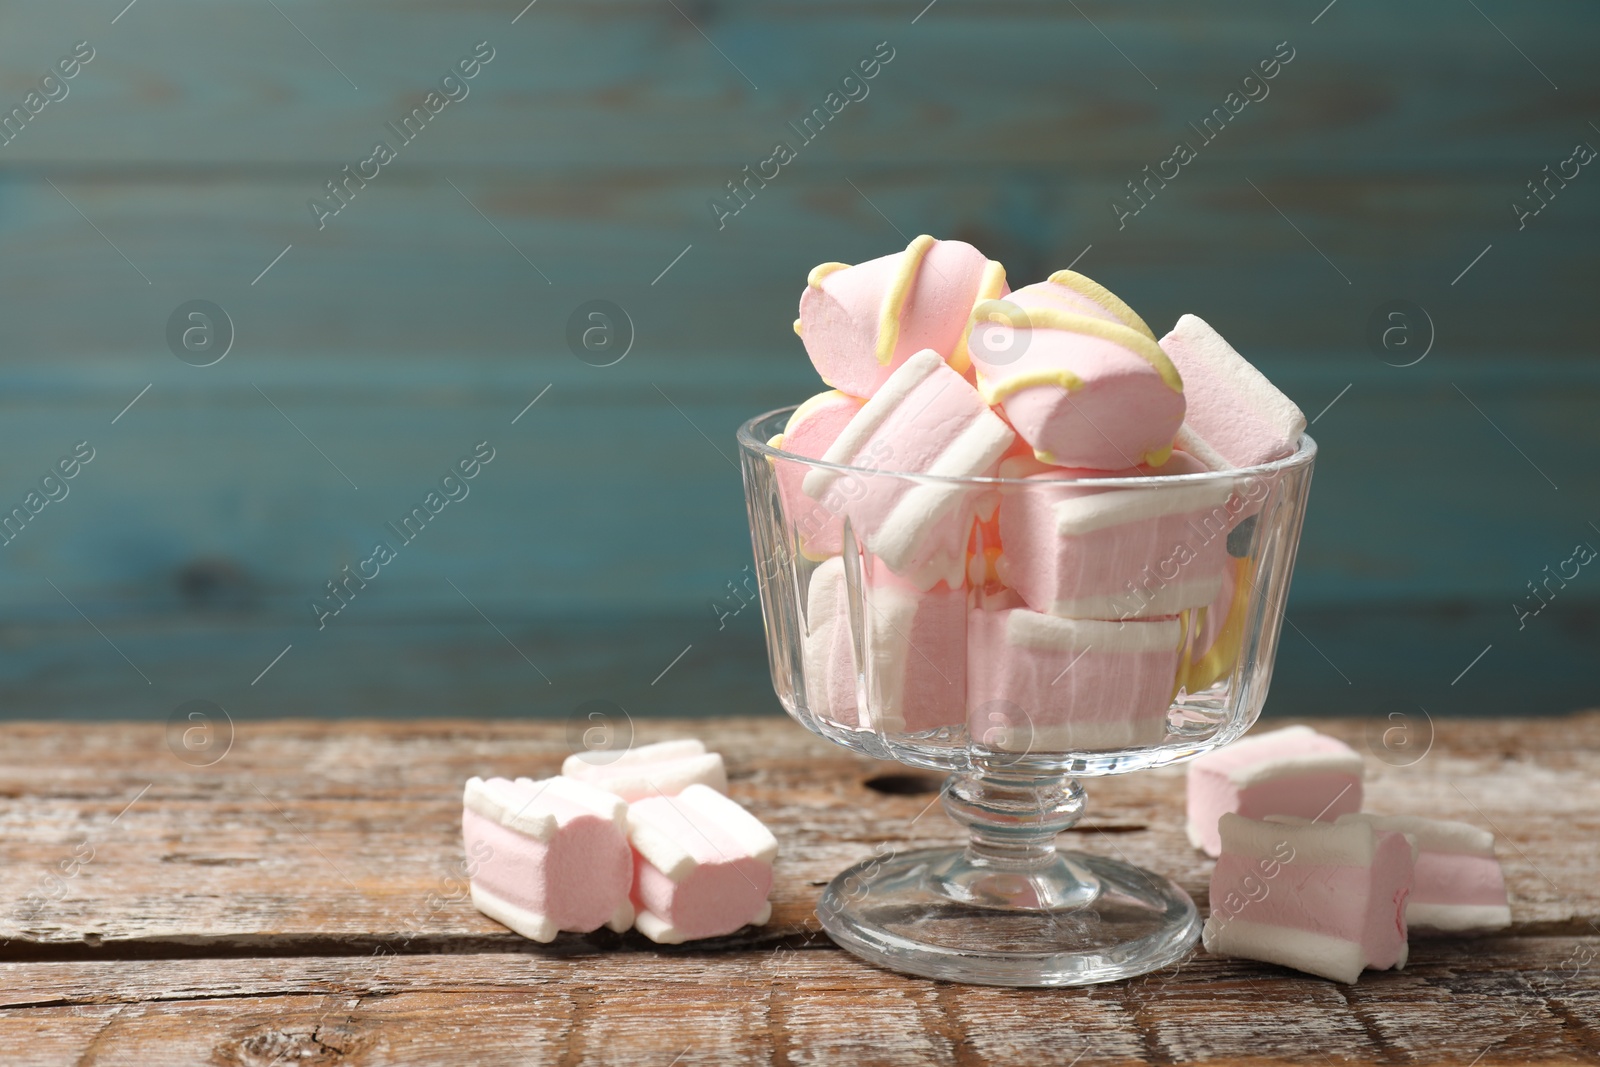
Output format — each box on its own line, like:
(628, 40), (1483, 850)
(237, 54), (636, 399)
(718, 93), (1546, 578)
(737, 407), (1317, 987)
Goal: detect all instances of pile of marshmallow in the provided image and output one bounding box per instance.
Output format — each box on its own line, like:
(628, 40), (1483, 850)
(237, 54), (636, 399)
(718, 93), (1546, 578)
(462, 739), (777, 945)
(776, 236), (1306, 749)
(1187, 725), (1511, 983)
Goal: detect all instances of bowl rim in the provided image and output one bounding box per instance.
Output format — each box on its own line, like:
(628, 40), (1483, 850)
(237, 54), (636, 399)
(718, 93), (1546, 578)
(736, 405), (1317, 488)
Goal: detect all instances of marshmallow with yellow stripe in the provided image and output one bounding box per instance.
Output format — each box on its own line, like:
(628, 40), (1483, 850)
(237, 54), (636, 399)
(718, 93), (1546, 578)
(967, 272), (1185, 471)
(795, 234), (1006, 399)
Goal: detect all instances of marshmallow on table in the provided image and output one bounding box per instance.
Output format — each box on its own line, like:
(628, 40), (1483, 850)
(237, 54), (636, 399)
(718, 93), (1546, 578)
(967, 276), (1185, 471)
(1203, 813), (1414, 983)
(802, 556), (860, 728)
(1337, 813), (1510, 934)
(767, 389), (865, 560)
(462, 775), (634, 942)
(627, 783), (778, 944)
(1186, 725), (1365, 857)
(803, 349), (1014, 590)
(1159, 314), (1305, 470)
(796, 235), (1007, 398)
(967, 600), (1183, 752)
(561, 739), (727, 803)
(858, 559), (966, 734)
(994, 450), (1233, 621)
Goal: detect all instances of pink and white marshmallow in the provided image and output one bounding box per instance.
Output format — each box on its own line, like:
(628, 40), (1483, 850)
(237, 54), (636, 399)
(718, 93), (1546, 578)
(1203, 813), (1414, 983)
(1186, 725), (1365, 857)
(858, 560), (966, 734)
(803, 349), (1014, 589)
(1337, 813), (1510, 934)
(967, 600), (1183, 752)
(462, 775), (635, 942)
(797, 235), (1007, 398)
(967, 275), (1186, 471)
(802, 556), (860, 728)
(768, 389), (865, 560)
(1159, 314), (1305, 470)
(627, 783), (778, 944)
(561, 739), (728, 804)
(1001, 271), (1158, 341)
(994, 450), (1234, 621)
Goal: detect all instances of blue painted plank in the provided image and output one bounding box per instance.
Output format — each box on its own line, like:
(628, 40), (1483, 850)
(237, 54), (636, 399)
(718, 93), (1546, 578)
(0, 1), (1592, 167)
(0, 172), (1593, 360)
(0, 357), (1592, 620)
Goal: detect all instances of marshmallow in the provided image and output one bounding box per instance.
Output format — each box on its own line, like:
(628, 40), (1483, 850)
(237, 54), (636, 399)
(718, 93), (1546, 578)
(804, 349), (1014, 589)
(859, 561), (967, 734)
(463, 775), (635, 942)
(1203, 814), (1414, 983)
(1186, 725), (1365, 857)
(994, 450), (1234, 621)
(797, 236), (1007, 398)
(1337, 814), (1510, 934)
(968, 279), (1185, 471)
(1159, 314), (1305, 470)
(768, 389), (865, 560)
(967, 603), (1182, 752)
(802, 556), (860, 728)
(561, 739), (728, 804)
(627, 783), (778, 944)
(1003, 271), (1158, 340)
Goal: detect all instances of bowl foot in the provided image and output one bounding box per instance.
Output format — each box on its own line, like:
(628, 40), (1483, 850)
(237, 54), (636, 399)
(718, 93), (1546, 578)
(817, 846), (1199, 987)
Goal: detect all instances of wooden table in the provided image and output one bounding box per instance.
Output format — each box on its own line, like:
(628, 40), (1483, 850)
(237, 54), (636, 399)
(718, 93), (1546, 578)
(1, 714), (1597, 1066)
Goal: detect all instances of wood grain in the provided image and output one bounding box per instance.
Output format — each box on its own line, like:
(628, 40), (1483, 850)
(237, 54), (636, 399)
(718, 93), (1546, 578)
(0, 715), (1598, 1063)
(1, 942), (1592, 1066)
(0, 1), (1591, 168)
(0, 170), (1595, 360)
(0, 715), (1595, 945)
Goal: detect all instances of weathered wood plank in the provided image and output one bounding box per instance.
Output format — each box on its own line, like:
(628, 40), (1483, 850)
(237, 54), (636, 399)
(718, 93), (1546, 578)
(1, 602), (1594, 722)
(0, 171), (1594, 360)
(1, 940), (1599, 1065)
(0, 716), (1597, 1064)
(0, 346), (1593, 715)
(0, 0), (1593, 721)
(0, 0), (1593, 167)
(0, 717), (1596, 952)
(0, 356), (1594, 617)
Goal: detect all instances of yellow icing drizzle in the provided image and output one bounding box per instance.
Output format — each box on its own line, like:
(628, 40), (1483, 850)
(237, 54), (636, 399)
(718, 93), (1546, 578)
(949, 258), (1008, 376)
(1142, 443), (1174, 468)
(807, 261), (851, 289)
(1181, 560), (1251, 693)
(1169, 609), (1191, 703)
(793, 317), (803, 337)
(875, 234), (937, 365)
(1047, 269), (1157, 342)
(783, 389), (850, 435)
(970, 300), (1183, 393)
(979, 366), (1087, 406)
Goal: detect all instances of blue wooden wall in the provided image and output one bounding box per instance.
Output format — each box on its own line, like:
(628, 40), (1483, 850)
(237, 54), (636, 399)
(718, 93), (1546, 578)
(0, 0), (1595, 721)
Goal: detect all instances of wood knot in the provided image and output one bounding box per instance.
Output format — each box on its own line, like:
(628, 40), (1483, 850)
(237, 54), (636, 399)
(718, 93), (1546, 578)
(216, 1020), (370, 1065)
(176, 557), (256, 610)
